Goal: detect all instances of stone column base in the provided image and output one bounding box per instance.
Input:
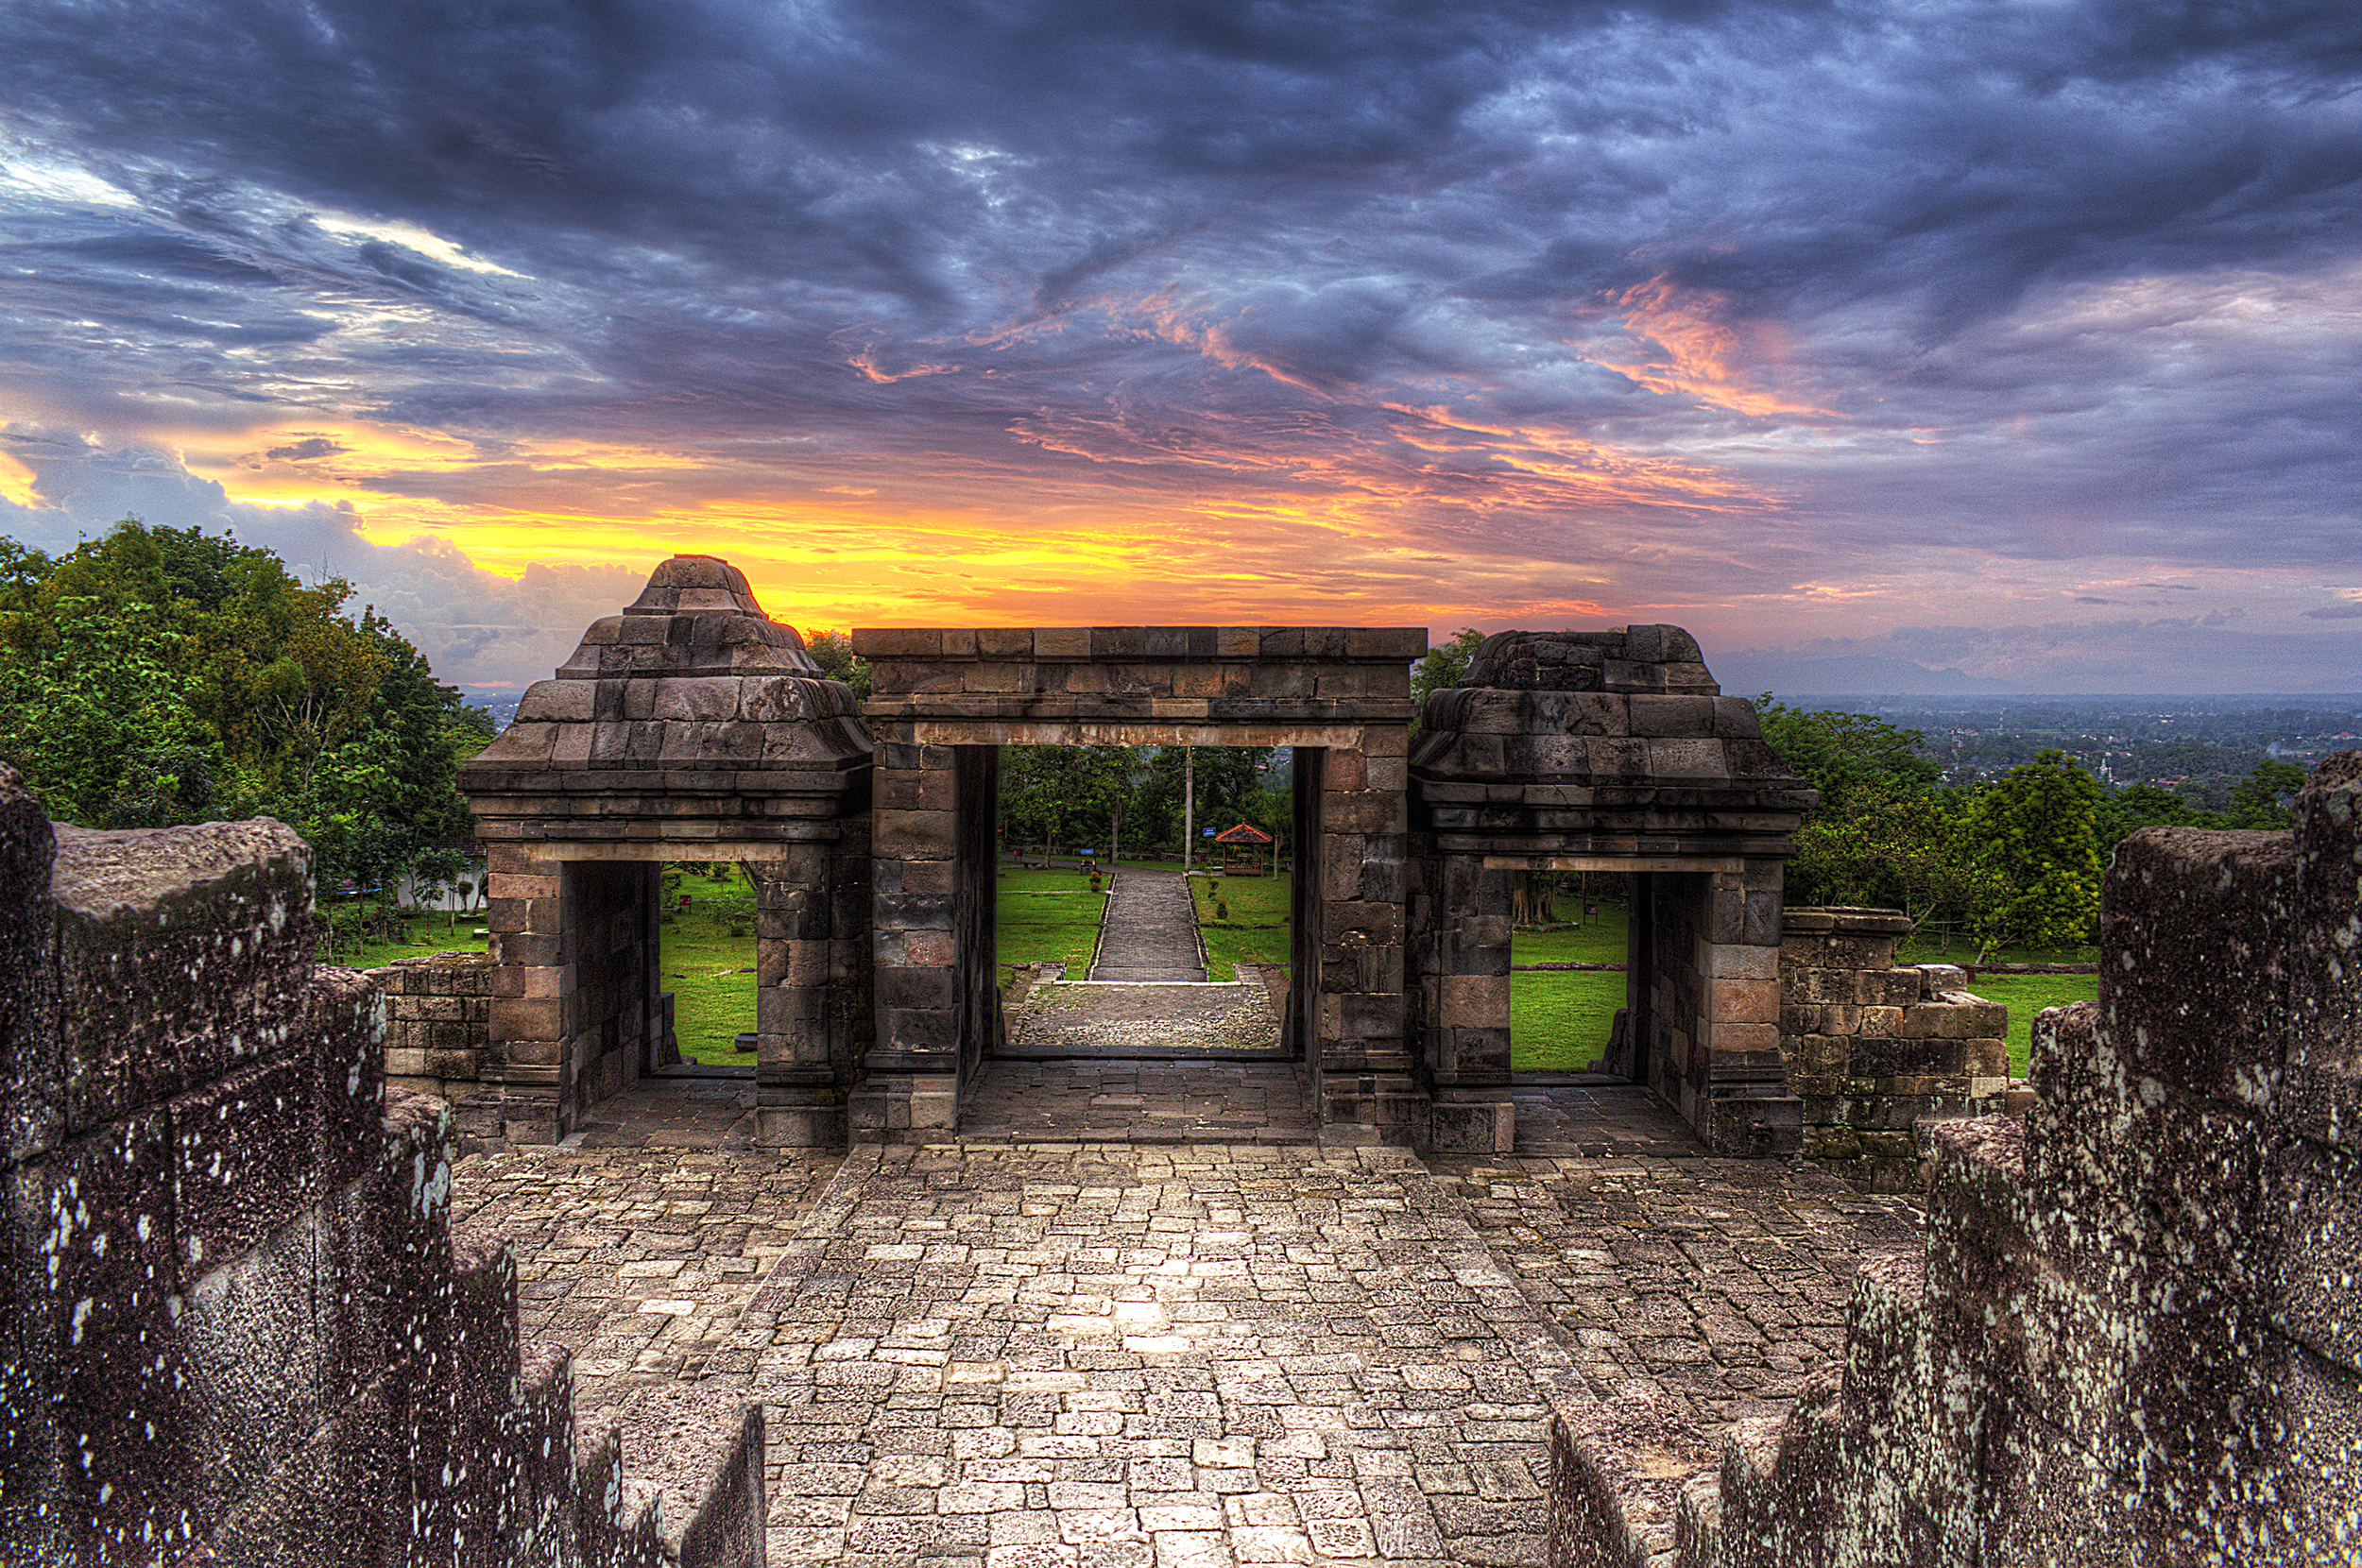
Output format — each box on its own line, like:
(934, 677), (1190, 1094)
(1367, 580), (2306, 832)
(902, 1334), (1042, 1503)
(848, 1072), (961, 1138)
(1319, 1075), (1430, 1148)
(1429, 1090), (1515, 1154)
(756, 1087), (849, 1148)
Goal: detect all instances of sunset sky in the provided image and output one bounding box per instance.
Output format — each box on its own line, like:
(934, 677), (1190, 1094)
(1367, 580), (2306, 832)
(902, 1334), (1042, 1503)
(2, 0), (2358, 694)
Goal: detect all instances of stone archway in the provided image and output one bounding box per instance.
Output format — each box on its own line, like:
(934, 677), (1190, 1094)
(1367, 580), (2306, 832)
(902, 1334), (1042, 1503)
(1407, 627), (1815, 1156)
(847, 626), (1429, 1142)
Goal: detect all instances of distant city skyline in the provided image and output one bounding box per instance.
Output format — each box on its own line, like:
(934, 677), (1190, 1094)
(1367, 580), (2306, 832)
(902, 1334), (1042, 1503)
(3, 1), (2357, 693)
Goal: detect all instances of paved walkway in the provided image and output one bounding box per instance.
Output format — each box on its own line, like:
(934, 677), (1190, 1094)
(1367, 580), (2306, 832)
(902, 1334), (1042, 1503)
(1090, 871), (1206, 981)
(1004, 980), (1283, 1060)
(452, 1080), (1920, 1567)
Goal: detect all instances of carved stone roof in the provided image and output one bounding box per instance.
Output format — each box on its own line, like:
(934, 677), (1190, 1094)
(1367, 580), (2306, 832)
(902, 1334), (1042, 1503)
(1412, 623), (1813, 858)
(458, 556), (871, 819)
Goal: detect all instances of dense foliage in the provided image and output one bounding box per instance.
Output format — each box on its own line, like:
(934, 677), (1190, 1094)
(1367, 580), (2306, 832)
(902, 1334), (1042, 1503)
(1760, 697), (2309, 956)
(999, 743), (1284, 860)
(0, 521), (491, 894)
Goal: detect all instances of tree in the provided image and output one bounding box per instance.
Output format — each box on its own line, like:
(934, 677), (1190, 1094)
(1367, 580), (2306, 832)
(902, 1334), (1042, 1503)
(1127, 745), (1276, 851)
(2095, 782), (2217, 852)
(1960, 749), (2105, 955)
(0, 520), (487, 895)
(1000, 745), (1134, 860)
(1411, 628), (1483, 726)
(1755, 698), (1942, 816)
(2226, 759), (2309, 830)
(801, 628), (872, 703)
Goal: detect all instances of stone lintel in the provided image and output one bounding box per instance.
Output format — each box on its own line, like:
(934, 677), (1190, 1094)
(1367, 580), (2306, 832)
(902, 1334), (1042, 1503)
(908, 720), (1399, 749)
(852, 626), (1429, 662)
(487, 837), (837, 861)
(1481, 854), (1745, 873)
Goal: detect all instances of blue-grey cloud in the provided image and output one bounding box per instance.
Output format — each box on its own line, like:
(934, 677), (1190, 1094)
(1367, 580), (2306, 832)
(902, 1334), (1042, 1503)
(0, 0), (2357, 682)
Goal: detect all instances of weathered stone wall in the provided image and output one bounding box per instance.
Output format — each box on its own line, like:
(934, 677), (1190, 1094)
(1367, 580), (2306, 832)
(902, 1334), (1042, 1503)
(1779, 907), (2015, 1191)
(0, 776), (764, 1567)
(374, 948), (499, 1131)
(1546, 753), (2362, 1566)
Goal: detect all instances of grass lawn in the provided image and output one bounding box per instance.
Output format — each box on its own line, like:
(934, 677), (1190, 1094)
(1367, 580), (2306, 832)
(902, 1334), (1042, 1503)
(1189, 870), (1291, 981)
(1951, 973), (2098, 1079)
(1510, 896), (1629, 1072)
(997, 866), (1110, 983)
(340, 908), (490, 971)
(661, 867), (759, 1065)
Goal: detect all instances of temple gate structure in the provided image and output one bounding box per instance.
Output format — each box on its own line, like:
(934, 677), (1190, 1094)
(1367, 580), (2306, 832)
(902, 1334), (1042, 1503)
(455, 555), (1821, 1154)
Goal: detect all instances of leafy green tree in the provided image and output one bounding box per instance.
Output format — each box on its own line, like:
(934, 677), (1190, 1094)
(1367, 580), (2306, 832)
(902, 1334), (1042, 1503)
(1000, 745), (1135, 860)
(1126, 746), (1277, 850)
(1411, 628), (1483, 725)
(1960, 749), (2105, 955)
(0, 520), (486, 895)
(2226, 758), (2309, 829)
(1755, 698), (1942, 815)
(2095, 782), (2218, 852)
(801, 628), (872, 703)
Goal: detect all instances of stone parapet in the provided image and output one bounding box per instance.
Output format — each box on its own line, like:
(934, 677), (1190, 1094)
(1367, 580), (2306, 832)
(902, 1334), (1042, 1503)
(0, 777), (762, 1568)
(1779, 906), (2011, 1191)
(1547, 752), (2362, 1566)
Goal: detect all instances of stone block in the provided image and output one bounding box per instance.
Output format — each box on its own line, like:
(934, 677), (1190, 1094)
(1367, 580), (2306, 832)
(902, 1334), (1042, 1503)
(873, 808), (956, 860)
(51, 820), (317, 1134)
(850, 628), (943, 658)
(1626, 694), (1715, 738)
(171, 1054), (317, 1280)
(6, 1107), (197, 1564)
(2101, 827), (2295, 1108)
(1033, 626), (1090, 658)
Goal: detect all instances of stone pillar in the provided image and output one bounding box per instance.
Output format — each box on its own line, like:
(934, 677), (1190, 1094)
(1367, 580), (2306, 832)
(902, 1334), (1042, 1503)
(1417, 851), (1516, 1153)
(855, 725), (962, 1135)
(753, 840), (841, 1146)
(1315, 729), (1425, 1143)
(483, 844), (566, 1144)
(1693, 856), (1795, 1156)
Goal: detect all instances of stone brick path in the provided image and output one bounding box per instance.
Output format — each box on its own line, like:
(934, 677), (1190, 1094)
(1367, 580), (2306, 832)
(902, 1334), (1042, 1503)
(1090, 870), (1206, 981)
(1003, 982), (1283, 1060)
(451, 1074), (1919, 1567)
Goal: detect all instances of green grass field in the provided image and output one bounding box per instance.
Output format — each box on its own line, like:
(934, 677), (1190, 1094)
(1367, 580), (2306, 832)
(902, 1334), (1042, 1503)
(996, 865), (1110, 982)
(1189, 870), (1291, 981)
(1509, 895), (1629, 1072)
(340, 908), (490, 971)
(659, 867), (760, 1064)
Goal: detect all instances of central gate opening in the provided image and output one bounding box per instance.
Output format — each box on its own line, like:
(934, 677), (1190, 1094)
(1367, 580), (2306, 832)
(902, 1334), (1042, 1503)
(850, 625), (1425, 1142)
(990, 743), (1297, 1065)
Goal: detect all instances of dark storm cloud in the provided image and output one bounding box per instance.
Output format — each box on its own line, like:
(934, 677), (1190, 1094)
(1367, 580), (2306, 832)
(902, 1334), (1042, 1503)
(0, 0), (2358, 675)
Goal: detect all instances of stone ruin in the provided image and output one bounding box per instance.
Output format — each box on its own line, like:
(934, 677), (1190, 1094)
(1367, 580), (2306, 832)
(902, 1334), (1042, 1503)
(0, 776), (765, 1567)
(424, 565), (2007, 1163)
(1546, 753), (2362, 1564)
(1779, 908), (2020, 1192)
(1409, 627), (1816, 1156)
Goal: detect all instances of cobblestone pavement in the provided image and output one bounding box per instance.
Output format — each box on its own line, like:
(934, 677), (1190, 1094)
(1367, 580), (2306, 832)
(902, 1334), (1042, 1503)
(450, 1141), (843, 1416)
(452, 1086), (1920, 1566)
(962, 1060), (1315, 1142)
(1091, 870), (1207, 981)
(1004, 981), (1283, 1060)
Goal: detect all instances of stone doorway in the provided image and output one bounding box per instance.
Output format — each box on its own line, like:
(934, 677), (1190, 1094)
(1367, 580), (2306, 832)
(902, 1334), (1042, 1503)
(849, 627), (1427, 1143)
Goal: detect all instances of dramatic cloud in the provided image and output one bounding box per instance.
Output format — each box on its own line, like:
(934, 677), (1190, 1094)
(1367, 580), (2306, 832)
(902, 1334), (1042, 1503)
(1, 0), (2357, 689)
